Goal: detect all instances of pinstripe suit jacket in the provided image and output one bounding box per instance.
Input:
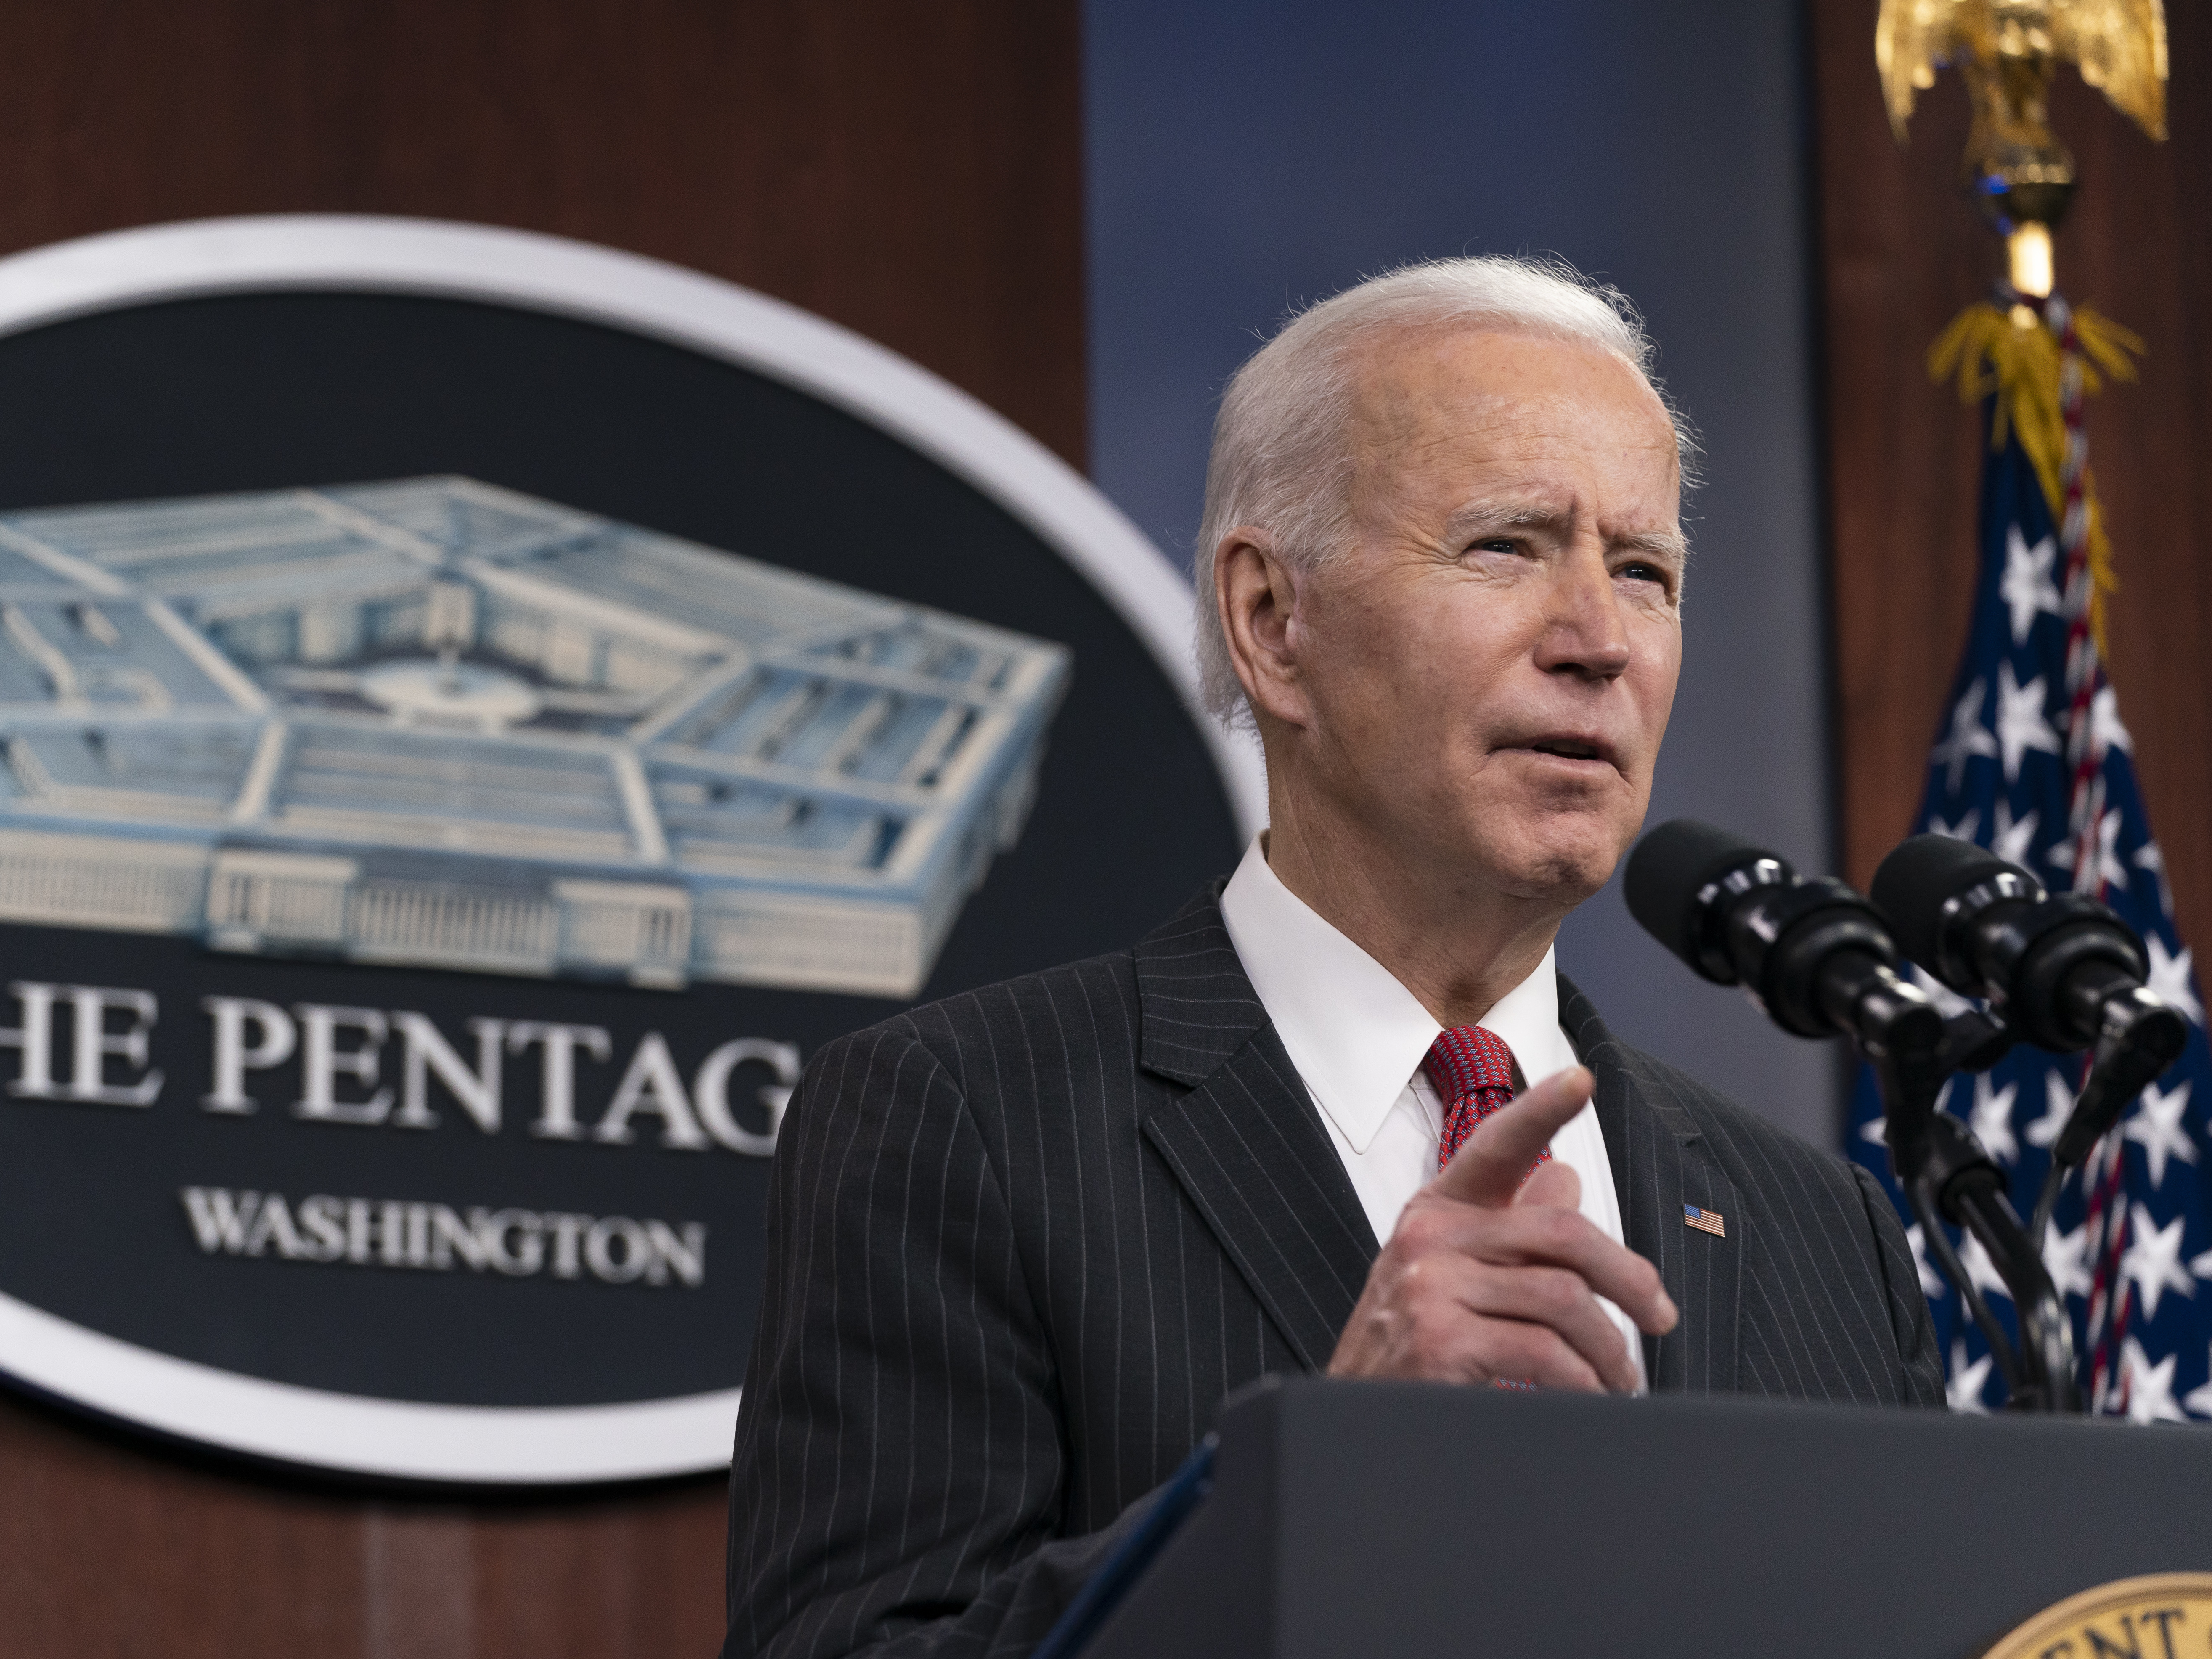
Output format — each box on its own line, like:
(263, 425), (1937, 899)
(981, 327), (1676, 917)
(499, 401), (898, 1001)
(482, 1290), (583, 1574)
(722, 888), (1944, 1659)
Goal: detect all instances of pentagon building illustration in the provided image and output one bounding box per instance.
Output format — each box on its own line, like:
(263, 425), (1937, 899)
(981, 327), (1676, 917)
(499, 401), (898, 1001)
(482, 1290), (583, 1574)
(0, 477), (1071, 997)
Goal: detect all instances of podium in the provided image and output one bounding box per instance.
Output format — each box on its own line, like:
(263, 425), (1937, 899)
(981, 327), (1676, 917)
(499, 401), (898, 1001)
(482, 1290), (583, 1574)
(1084, 1380), (2212, 1659)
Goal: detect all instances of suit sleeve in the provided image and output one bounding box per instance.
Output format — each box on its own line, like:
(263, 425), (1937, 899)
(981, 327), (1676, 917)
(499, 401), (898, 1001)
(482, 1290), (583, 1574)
(1848, 1161), (1947, 1407)
(723, 1021), (1139, 1659)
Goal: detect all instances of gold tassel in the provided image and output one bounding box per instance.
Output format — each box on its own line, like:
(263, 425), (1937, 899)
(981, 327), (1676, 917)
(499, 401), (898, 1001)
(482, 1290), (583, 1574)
(1926, 303), (2142, 657)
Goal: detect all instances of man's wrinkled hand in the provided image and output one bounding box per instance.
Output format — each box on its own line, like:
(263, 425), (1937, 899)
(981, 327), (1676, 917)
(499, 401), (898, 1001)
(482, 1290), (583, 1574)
(1326, 1065), (1677, 1392)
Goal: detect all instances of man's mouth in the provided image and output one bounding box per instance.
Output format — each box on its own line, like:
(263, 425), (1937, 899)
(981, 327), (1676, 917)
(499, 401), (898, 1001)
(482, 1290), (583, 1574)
(1512, 734), (1619, 770)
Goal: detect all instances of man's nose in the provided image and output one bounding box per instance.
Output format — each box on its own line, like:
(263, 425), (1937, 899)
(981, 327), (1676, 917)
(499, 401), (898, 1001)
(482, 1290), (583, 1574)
(1533, 549), (1632, 680)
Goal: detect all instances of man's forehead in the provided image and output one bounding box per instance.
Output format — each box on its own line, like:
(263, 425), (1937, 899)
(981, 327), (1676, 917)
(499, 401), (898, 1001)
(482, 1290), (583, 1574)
(1350, 337), (1670, 488)
(1351, 325), (1668, 427)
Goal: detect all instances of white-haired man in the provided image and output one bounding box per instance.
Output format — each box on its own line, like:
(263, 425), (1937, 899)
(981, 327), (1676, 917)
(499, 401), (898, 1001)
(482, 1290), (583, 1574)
(722, 258), (1944, 1659)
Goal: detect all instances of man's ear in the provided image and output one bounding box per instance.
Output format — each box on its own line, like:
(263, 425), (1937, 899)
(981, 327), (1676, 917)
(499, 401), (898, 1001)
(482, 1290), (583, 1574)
(1215, 529), (1310, 729)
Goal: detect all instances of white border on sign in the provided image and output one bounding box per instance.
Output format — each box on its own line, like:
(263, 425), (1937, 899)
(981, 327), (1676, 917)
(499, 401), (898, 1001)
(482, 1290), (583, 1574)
(0, 1290), (740, 1485)
(0, 215), (1266, 1485)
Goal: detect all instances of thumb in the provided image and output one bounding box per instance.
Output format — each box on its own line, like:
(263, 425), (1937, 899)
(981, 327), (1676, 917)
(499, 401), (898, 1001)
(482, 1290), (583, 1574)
(1517, 1156), (1582, 1213)
(1431, 1065), (1595, 1209)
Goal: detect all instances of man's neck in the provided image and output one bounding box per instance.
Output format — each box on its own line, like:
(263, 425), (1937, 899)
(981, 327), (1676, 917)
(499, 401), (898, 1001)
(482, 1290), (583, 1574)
(1260, 813), (1566, 1032)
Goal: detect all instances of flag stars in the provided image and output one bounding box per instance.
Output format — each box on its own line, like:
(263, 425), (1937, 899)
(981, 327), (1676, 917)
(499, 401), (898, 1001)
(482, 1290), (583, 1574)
(2146, 936), (2204, 1026)
(2000, 524), (2063, 644)
(1993, 800), (2039, 867)
(2122, 1205), (2194, 1322)
(1931, 679), (1999, 792)
(2090, 684), (2133, 758)
(1995, 661), (2061, 781)
(1969, 1073), (2020, 1165)
(2136, 842), (2175, 920)
(1947, 1339), (1994, 1415)
(2043, 1220), (2092, 1302)
(1960, 1231), (2011, 1302)
(2120, 1338), (2188, 1425)
(2054, 807), (2127, 895)
(2123, 1080), (2196, 1190)
(2183, 1348), (2212, 1419)
(2090, 806), (2128, 893)
(2024, 1068), (2073, 1150)
(1906, 1224), (1945, 1299)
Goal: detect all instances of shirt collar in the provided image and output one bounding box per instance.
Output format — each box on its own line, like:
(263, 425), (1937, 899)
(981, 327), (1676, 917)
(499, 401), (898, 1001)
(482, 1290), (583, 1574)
(1217, 835), (1560, 1155)
(1471, 935), (1563, 1087)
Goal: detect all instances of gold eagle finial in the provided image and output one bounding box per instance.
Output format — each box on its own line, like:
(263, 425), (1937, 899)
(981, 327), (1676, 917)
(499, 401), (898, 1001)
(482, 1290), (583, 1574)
(1876, 0), (2167, 238)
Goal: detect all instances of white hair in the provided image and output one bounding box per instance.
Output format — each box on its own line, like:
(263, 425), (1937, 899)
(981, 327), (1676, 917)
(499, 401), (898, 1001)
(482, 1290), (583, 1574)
(1192, 255), (1697, 726)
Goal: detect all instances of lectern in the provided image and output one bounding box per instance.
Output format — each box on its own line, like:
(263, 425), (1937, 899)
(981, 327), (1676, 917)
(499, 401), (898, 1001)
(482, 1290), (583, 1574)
(1082, 1380), (2212, 1659)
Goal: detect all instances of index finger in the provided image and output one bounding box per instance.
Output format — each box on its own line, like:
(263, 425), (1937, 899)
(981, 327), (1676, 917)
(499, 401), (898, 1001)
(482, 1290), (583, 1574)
(1431, 1065), (1595, 1209)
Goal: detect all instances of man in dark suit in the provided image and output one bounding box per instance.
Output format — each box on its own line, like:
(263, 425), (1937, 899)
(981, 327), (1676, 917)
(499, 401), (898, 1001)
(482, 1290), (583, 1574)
(722, 257), (1945, 1659)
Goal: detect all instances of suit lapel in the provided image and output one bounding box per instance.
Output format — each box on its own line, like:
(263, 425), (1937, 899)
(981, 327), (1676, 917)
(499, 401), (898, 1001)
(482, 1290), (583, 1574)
(1127, 904), (1747, 1384)
(1134, 891), (1378, 1372)
(1561, 973), (1742, 1394)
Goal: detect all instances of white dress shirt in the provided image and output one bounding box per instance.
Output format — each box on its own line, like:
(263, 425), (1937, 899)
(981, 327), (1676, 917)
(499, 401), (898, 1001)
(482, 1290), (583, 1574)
(1218, 835), (1647, 1392)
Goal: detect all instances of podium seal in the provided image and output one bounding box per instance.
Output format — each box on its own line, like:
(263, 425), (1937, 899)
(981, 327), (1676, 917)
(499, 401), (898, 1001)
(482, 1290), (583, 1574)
(1984, 1574), (2212, 1659)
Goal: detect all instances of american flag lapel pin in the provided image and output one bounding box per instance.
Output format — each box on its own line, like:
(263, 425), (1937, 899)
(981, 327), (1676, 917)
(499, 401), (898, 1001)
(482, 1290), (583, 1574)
(1683, 1203), (1726, 1239)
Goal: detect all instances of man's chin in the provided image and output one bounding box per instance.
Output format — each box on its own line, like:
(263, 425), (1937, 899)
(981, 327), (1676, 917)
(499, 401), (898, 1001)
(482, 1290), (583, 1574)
(1479, 814), (1634, 906)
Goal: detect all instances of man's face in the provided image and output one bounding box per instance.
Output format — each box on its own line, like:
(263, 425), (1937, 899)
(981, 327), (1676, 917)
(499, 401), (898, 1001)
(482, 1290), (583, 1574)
(1282, 327), (1685, 911)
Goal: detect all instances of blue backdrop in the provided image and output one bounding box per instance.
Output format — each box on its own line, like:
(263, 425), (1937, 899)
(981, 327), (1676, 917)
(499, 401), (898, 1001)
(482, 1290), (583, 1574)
(1084, 0), (1840, 1142)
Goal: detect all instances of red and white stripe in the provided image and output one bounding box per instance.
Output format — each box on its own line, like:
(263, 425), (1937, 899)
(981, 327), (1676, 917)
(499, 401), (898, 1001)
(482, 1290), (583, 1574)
(2039, 292), (2134, 1415)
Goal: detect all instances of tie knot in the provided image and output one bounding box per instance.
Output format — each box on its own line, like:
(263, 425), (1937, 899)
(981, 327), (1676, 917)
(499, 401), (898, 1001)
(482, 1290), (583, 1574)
(1423, 1024), (1518, 1106)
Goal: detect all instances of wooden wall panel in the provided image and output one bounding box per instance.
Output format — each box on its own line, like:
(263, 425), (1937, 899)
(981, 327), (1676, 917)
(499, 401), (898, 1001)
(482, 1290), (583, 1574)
(0, 1394), (728, 1659)
(1811, 0), (2212, 969)
(0, 1), (1085, 466)
(0, 4), (1083, 1656)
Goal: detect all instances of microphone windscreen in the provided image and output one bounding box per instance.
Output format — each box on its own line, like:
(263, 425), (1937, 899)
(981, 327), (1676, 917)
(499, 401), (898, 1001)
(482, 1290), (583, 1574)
(1869, 834), (2027, 972)
(1625, 819), (1785, 973)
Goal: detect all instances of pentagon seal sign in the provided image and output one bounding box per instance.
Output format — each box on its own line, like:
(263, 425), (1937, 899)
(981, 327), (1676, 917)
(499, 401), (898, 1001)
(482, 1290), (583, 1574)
(1982, 1574), (2212, 1659)
(0, 216), (1262, 1485)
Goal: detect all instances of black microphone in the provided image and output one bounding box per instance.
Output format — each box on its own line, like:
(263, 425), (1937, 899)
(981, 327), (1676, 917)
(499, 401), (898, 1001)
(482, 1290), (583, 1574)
(1871, 833), (2161, 1047)
(1871, 832), (2186, 1168)
(1629, 819), (2080, 1410)
(1625, 819), (1942, 1053)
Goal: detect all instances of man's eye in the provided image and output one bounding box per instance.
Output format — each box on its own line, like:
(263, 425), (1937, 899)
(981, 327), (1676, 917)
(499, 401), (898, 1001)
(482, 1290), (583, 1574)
(1469, 538), (1518, 555)
(1619, 561), (1666, 586)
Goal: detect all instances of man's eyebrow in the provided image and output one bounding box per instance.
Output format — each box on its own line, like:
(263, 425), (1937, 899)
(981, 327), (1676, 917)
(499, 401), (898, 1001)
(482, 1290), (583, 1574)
(1440, 498), (1570, 540)
(1615, 527), (1690, 564)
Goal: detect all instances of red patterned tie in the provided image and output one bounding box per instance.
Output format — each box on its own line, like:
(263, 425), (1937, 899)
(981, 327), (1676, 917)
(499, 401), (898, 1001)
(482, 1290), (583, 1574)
(1422, 1024), (1548, 1177)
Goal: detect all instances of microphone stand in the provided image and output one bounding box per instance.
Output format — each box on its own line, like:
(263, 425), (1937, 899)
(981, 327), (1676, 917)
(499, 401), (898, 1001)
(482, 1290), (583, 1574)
(1825, 959), (2080, 1411)
(2030, 991), (2189, 1244)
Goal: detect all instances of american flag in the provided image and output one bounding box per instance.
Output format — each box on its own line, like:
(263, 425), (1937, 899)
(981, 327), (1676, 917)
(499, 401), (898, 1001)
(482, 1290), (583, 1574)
(1684, 1204), (1727, 1239)
(1848, 297), (2212, 1422)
